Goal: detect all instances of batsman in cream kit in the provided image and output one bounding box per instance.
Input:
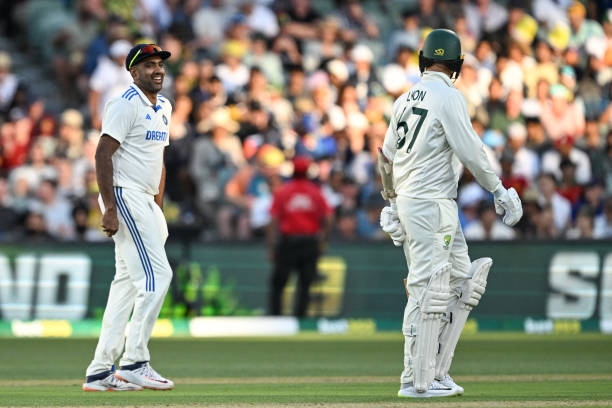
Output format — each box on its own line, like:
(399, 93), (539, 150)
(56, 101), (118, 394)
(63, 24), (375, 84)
(83, 44), (175, 391)
(378, 29), (523, 398)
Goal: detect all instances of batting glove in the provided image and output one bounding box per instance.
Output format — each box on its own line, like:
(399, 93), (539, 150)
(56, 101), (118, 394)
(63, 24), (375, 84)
(380, 204), (405, 247)
(493, 185), (523, 227)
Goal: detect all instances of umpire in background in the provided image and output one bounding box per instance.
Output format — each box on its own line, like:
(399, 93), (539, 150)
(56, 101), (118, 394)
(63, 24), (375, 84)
(267, 156), (333, 317)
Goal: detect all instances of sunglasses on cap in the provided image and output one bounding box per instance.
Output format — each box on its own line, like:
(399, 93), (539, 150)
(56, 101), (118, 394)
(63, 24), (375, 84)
(127, 44), (164, 70)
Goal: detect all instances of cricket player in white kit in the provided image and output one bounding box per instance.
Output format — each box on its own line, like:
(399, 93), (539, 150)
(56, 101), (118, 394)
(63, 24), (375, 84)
(377, 29), (523, 398)
(82, 44), (174, 391)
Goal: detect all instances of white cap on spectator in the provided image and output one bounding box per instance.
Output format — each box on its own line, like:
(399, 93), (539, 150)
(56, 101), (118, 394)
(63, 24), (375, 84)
(462, 53), (479, 69)
(350, 44), (374, 63)
(61, 109), (84, 129)
(328, 105), (346, 131)
(346, 111), (369, 130)
(327, 59), (348, 82)
(382, 64), (407, 94)
(507, 121), (527, 142)
(521, 98), (542, 118)
(458, 183), (488, 208)
(110, 40), (133, 58)
(585, 36), (606, 60)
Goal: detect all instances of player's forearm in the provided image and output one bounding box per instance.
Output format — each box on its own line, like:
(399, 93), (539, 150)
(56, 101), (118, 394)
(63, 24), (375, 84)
(154, 163), (166, 209)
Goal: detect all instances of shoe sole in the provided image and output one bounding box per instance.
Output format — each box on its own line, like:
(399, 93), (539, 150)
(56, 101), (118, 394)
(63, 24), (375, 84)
(115, 374), (174, 391)
(397, 390), (458, 398)
(82, 385), (142, 392)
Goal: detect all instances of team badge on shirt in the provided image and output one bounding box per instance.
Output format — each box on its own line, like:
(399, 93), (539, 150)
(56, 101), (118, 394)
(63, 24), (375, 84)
(443, 234), (452, 250)
(162, 114), (168, 125)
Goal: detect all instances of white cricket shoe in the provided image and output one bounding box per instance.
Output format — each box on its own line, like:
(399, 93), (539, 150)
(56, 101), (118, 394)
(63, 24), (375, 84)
(115, 362), (174, 390)
(397, 380), (456, 398)
(82, 370), (143, 391)
(437, 374), (464, 395)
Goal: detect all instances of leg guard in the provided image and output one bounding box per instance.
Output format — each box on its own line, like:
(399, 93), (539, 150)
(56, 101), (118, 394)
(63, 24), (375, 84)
(435, 257), (492, 380)
(409, 263), (452, 392)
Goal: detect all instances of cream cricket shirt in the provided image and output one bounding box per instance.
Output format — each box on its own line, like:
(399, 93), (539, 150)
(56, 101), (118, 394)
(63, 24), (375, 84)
(382, 71), (500, 199)
(101, 84), (172, 196)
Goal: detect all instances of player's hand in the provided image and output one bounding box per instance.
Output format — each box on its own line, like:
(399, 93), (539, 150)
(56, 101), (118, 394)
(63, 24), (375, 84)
(493, 185), (523, 227)
(380, 204), (405, 247)
(101, 207), (119, 237)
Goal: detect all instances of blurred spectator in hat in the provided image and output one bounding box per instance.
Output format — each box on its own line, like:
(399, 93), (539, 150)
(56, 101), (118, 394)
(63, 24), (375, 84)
(192, 0), (235, 51)
(239, 0), (279, 39)
(56, 109), (85, 161)
(464, 199), (516, 240)
(541, 84), (585, 142)
(190, 108), (240, 235)
(464, 0), (508, 40)
(567, 1), (604, 50)
(326, 59), (349, 100)
(576, 180), (605, 217)
(566, 205), (595, 239)
(88, 39), (133, 130)
(348, 44), (382, 108)
(537, 172), (572, 233)
(0, 51), (19, 119)
(525, 41), (559, 99)
(558, 158), (583, 205)
(303, 17), (343, 72)
(281, 0), (321, 42)
(506, 121), (539, 183)
(500, 149), (528, 197)
(480, 129), (503, 175)
(336, 0), (379, 42)
(216, 40), (249, 95)
(35, 178), (74, 240)
(381, 64), (409, 100)
(458, 178), (489, 229)
(593, 196), (612, 238)
(387, 7), (420, 62)
(243, 33), (284, 89)
(541, 134), (591, 184)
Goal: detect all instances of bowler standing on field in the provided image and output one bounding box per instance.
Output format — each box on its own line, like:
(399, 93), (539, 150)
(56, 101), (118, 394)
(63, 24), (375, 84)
(377, 29), (523, 398)
(82, 44), (175, 391)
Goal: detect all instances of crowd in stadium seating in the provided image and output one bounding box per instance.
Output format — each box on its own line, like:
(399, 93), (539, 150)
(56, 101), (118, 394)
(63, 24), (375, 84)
(0, 0), (611, 242)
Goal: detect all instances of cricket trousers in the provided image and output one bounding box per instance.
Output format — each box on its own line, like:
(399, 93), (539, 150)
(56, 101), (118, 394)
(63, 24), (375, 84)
(395, 197), (471, 385)
(86, 187), (172, 376)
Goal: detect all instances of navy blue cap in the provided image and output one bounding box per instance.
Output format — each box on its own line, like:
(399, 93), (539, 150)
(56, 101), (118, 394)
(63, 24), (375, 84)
(125, 44), (171, 71)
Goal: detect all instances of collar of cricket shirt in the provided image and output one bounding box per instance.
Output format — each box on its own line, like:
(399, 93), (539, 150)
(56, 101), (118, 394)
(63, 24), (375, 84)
(130, 83), (163, 112)
(422, 71), (454, 88)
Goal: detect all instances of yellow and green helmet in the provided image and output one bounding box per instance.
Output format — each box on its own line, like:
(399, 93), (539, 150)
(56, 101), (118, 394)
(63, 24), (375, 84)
(419, 29), (464, 79)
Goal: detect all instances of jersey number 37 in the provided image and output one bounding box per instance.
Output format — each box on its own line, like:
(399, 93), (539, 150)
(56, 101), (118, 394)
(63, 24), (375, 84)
(396, 107), (428, 153)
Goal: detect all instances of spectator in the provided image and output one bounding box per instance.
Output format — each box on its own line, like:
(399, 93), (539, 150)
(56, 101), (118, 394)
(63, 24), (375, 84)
(594, 196), (612, 238)
(540, 84), (585, 142)
(567, 1), (604, 50)
(386, 8), (420, 62)
(558, 158), (583, 206)
(566, 206), (595, 239)
(506, 121), (539, 183)
(239, 0), (279, 39)
(191, 0), (235, 51)
(88, 40), (133, 130)
(464, 200), (516, 240)
(537, 172), (572, 233)
(541, 135), (592, 185)
(336, 0), (380, 42)
(464, 0), (508, 41)
(35, 178), (74, 240)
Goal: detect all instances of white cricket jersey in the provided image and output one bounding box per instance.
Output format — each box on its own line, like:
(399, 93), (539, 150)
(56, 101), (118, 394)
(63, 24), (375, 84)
(101, 84), (172, 196)
(382, 71), (500, 199)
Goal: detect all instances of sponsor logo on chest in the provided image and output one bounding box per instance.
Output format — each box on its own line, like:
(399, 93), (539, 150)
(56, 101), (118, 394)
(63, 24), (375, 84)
(145, 130), (168, 141)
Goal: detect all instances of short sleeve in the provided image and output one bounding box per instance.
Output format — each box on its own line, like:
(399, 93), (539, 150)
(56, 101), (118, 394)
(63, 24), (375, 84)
(100, 98), (135, 144)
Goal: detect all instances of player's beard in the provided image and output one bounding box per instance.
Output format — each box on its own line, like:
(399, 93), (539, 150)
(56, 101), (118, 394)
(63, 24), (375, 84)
(138, 76), (163, 94)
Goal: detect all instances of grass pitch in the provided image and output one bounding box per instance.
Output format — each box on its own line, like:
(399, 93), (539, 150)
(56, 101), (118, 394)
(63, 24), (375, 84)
(1, 332), (611, 407)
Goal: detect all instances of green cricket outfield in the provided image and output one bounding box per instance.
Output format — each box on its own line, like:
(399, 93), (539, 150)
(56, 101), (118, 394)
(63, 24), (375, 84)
(1, 332), (611, 407)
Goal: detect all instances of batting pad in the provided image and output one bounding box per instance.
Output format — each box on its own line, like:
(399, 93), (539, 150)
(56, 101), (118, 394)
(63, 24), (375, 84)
(435, 257), (492, 380)
(412, 263), (451, 392)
